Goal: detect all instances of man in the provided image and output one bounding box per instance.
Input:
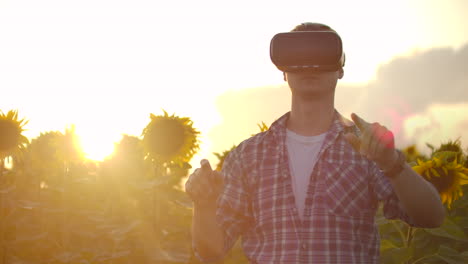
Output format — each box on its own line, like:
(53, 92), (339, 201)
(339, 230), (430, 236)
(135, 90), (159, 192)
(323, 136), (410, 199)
(185, 22), (445, 263)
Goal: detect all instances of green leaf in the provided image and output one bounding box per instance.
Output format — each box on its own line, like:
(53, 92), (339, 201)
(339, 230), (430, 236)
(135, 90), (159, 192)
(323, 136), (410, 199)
(411, 228), (433, 251)
(436, 255), (464, 264)
(424, 218), (468, 241)
(381, 239), (398, 251)
(435, 245), (467, 264)
(380, 247), (411, 263)
(452, 216), (468, 229)
(438, 245), (460, 256)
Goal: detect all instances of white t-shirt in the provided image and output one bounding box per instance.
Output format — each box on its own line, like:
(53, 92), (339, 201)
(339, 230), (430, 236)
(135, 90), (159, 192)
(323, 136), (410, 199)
(286, 129), (327, 220)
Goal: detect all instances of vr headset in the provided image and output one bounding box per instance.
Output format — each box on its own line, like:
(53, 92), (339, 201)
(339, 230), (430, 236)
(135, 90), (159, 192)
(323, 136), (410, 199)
(270, 31), (345, 72)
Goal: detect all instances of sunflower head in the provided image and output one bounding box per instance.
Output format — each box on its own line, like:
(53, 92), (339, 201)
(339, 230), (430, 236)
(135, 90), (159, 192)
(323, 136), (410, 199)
(432, 139), (464, 163)
(25, 131), (63, 168)
(142, 110), (200, 165)
(413, 151), (468, 208)
(402, 144), (427, 163)
(214, 145), (237, 171)
(23, 128), (85, 175)
(0, 110), (29, 159)
(111, 134), (144, 161)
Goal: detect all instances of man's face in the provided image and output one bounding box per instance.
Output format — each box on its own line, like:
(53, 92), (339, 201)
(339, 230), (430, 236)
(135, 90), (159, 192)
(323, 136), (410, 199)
(284, 68), (343, 99)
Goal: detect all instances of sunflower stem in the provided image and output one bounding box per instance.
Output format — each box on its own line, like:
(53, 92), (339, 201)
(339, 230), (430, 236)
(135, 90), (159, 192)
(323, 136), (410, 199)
(406, 225), (414, 247)
(391, 220), (407, 247)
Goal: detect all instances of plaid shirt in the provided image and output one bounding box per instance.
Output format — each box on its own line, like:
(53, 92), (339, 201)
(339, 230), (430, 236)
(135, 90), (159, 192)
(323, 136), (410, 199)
(215, 111), (413, 264)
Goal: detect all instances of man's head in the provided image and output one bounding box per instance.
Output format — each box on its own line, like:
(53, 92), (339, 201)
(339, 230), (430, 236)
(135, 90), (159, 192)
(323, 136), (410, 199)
(290, 22), (335, 33)
(270, 22), (345, 73)
(279, 22), (345, 99)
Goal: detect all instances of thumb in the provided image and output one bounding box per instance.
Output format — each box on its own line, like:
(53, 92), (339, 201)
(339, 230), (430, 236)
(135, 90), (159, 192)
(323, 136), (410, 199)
(200, 159), (213, 172)
(343, 133), (361, 152)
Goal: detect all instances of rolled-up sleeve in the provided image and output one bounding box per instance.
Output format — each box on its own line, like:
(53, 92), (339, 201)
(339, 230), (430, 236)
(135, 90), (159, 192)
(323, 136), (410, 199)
(370, 162), (417, 226)
(216, 147), (253, 255)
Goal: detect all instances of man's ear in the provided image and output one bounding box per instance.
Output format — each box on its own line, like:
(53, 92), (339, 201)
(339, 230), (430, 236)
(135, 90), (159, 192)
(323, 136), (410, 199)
(338, 68), (344, 79)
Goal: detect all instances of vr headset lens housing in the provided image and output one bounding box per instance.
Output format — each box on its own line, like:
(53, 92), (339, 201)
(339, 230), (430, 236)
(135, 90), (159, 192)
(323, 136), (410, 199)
(270, 31), (345, 72)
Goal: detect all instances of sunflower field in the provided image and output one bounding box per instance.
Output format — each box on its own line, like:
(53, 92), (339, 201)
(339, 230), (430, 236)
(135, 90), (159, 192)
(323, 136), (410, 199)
(0, 109), (467, 263)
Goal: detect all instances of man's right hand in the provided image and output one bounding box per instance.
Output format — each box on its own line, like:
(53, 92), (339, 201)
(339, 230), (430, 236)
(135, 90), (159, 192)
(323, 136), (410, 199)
(185, 159), (224, 206)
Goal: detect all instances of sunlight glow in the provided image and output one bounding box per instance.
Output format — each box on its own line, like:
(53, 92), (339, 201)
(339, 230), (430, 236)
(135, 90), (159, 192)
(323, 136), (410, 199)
(1, 0), (467, 167)
(403, 103), (468, 152)
(81, 138), (114, 161)
(79, 134), (116, 161)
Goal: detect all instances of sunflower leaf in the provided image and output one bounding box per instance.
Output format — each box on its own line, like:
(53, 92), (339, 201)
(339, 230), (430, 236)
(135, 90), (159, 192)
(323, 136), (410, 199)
(424, 218), (468, 241)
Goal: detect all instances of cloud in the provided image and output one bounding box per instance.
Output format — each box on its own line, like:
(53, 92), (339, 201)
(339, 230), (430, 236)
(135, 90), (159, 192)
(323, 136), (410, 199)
(402, 103), (468, 154)
(209, 44), (468, 154)
(351, 44), (468, 146)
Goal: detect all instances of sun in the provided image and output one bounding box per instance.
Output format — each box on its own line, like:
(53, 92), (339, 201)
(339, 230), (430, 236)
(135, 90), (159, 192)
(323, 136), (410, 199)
(78, 132), (116, 162)
(80, 137), (115, 161)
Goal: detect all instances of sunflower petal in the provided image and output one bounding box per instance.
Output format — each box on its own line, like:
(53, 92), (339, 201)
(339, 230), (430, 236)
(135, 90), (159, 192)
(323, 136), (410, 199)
(430, 168), (440, 177)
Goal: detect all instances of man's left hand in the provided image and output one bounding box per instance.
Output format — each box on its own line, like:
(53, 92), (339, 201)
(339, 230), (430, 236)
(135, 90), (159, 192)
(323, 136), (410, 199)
(344, 113), (398, 171)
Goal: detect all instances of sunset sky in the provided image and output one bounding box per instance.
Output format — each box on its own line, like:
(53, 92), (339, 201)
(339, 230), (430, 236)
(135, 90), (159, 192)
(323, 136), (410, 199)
(1, 0), (468, 167)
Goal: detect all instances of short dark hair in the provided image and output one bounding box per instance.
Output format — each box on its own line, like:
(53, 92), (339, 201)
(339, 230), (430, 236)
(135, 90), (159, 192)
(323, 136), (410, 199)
(291, 22), (336, 33)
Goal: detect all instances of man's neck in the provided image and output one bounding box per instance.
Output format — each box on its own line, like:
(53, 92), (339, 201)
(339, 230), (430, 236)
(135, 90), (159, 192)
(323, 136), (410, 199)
(287, 95), (335, 136)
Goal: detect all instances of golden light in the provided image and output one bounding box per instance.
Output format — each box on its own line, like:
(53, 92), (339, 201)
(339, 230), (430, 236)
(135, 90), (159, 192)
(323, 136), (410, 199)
(78, 132), (117, 162)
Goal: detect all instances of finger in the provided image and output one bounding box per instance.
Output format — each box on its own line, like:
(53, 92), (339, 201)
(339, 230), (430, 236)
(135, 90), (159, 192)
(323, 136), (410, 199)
(351, 113), (371, 131)
(381, 129), (395, 149)
(190, 177), (213, 199)
(201, 159), (221, 184)
(200, 159), (213, 172)
(368, 123), (385, 158)
(371, 125), (394, 154)
(186, 170), (211, 197)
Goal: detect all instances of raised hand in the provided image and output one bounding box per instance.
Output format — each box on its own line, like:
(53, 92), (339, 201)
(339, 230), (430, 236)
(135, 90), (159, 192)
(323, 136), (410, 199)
(185, 159), (224, 206)
(343, 113), (398, 171)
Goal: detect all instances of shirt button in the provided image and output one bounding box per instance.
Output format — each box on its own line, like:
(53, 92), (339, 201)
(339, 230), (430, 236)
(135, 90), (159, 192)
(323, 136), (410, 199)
(302, 243), (307, 250)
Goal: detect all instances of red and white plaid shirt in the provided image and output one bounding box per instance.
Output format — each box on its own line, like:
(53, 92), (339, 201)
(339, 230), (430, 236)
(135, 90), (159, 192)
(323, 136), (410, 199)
(214, 111), (414, 264)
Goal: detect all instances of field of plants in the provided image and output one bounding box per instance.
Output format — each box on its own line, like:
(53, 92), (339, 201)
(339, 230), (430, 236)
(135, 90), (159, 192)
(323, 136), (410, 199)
(0, 109), (467, 263)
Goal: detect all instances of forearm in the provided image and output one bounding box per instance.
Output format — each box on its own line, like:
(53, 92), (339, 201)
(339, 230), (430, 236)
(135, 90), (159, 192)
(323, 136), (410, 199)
(192, 203), (225, 260)
(388, 163), (445, 227)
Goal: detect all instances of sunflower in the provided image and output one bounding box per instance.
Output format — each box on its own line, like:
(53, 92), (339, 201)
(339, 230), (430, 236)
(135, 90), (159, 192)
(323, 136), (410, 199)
(412, 152), (468, 208)
(214, 145), (237, 171)
(142, 110), (200, 165)
(257, 121), (269, 133)
(24, 131), (63, 171)
(250, 121), (269, 137)
(0, 110), (29, 160)
(402, 144), (427, 163)
(433, 139), (464, 163)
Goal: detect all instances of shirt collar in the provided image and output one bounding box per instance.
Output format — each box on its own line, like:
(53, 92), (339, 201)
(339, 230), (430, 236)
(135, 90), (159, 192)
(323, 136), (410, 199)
(268, 110), (357, 179)
(269, 110), (356, 136)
